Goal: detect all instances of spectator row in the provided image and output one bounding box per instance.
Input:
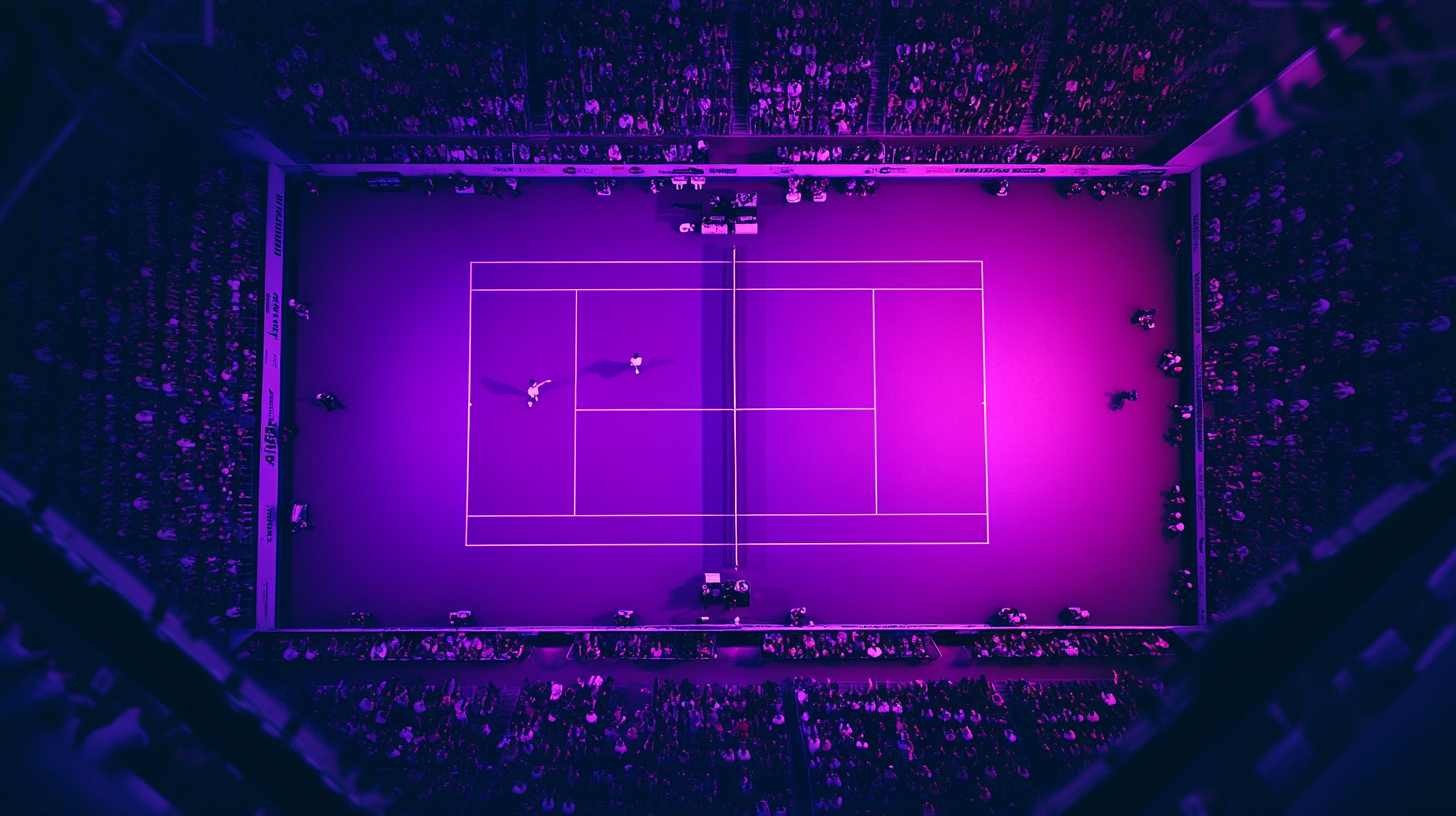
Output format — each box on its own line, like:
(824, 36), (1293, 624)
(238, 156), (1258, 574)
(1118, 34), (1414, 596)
(235, 631), (530, 662)
(571, 631), (717, 660)
(215, 0), (1274, 138)
(290, 672), (1162, 814)
(1200, 127), (1455, 616)
(964, 629), (1175, 659)
(3, 160), (265, 629)
(762, 630), (940, 660)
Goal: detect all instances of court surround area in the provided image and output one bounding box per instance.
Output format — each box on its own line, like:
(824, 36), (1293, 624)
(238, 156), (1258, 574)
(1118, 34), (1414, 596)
(289, 179), (1182, 627)
(466, 259), (988, 549)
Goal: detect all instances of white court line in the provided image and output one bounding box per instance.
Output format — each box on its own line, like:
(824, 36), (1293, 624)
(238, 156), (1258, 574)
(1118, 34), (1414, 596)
(473, 287), (982, 292)
(871, 290), (879, 514)
(464, 268), (474, 545)
(466, 541), (990, 547)
(980, 288), (991, 546)
(573, 289), (579, 516)
(575, 407), (873, 412)
(731, 249), (739, 562)
(467, 512), (987, 518)
(471, 259), (983, 264)
(466, 258), (990, 545)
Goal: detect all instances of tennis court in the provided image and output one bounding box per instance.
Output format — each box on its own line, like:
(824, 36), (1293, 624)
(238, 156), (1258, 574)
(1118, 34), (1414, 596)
(465, 258), (988, 549)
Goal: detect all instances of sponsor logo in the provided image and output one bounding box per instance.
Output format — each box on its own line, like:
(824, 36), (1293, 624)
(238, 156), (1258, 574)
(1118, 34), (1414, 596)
(271, 194), (285, 256)
(627, 166), (645, 174)
(708, 168), (737, 174)
(953, 167), (999, 174)
(876, 167), (909, 174)
(266, 292), (281, 341)
(925, 167), (956, 174)
(1117, 168), (1168, 177)
(1010, 167), (1046, 174)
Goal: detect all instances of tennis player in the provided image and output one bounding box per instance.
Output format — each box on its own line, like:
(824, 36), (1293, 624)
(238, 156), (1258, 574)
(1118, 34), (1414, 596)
(629, 352), (644, 375)
(526, 378), (551, 408)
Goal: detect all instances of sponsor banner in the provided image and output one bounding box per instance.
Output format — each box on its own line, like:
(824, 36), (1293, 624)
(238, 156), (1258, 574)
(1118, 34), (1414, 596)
(256, 165), (285, 629)
(1190, 166), (1207, 627)
(307, 162), (1189, 179)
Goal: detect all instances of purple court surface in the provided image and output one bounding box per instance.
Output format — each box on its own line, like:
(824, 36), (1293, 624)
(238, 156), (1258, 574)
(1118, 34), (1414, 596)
(291, 179), (1182, 626)
(465, 260), (986, 548)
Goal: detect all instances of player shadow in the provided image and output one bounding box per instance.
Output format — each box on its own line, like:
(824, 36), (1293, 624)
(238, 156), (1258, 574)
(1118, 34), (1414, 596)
(1104, 390), (1135, 411)
(580, 357), (676, 379)
(478, 376), (574, 397)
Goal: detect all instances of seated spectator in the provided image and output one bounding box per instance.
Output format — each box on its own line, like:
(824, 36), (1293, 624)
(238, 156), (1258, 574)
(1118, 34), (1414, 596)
(965, 629), (1174, 658)
(886, 0), (1049, 135)
(539, 0), (732, 135)
(1037, 0), (1273, 135)
(762, 630), (939, 660)
(234, 631), (529, 661)
(748, 0), (877, 135)
(4, 160), (264, 629)
(215, 0), (530, 137)
(572, 631), (716, 660)
(1200, 127), (1454, 617)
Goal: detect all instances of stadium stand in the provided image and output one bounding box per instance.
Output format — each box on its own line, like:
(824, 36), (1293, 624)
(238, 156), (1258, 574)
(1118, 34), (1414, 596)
(234, 631), (530, 661)
(885, 0), (1050, 135)
(1200, 127), (1456, 617)
(746, 0), (878, 135)
(963, 629), (1175, 659)
(539, 0), (733, 135)
(762, 630), (941, 660)
(215, 0), (530, 137)
(3, 160), (264, 630)
(1037, 0), (1272, 135)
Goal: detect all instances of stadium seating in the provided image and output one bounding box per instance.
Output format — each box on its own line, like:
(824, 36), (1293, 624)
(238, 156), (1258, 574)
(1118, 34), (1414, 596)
(1200, 127), (1455, 617)
(3, 161), (264, 629)
(216, 0), (529, 137)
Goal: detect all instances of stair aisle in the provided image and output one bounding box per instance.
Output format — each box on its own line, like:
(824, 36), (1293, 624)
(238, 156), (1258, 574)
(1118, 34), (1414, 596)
(730, 0), (752, 134)
(466, 684), (523, 815)
(783, 681), (815, 815)
(1019, 0), (1070, 136)
(868, 0), (891, 135)
(523, 5), (551, 134)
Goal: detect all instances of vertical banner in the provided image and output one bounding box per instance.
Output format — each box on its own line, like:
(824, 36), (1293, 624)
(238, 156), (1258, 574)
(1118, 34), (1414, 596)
(1190, 166), (1207, 627)
(256, 164), (285, 629)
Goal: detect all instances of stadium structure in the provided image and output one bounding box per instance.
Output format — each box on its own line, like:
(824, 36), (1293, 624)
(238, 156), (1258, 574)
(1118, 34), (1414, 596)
(1, 1), (1454, 814)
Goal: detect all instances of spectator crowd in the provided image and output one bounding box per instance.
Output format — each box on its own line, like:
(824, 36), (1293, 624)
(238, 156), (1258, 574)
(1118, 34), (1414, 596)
(488, 676), (795, 814)
(540, 0), (733, 135)
(217, 0), (530, 137)
(965, 629), (1175, 659)
(748, 0), (878, 134)
(1038, 0), (1270, 135)
(763, 630), (940, 660)
(772, 139), (1139, 164)
(210, 0), (1274, 144)
(235, 631), (529, 662)
(1005, 672), (1158, 791)
(294, 678), (502, 809)
(312, 139), (710, 164)
(886, 0), (1049, 135)
(572, 631), (716, 660)
(4, 160), (264, 629)
(1199, 127), (1455, 616)
(796, 676), (1034, 813)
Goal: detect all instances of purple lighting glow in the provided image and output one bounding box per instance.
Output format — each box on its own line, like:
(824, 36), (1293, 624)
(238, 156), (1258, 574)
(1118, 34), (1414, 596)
(464, 260), (987, 546)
